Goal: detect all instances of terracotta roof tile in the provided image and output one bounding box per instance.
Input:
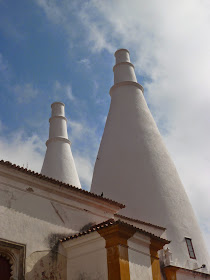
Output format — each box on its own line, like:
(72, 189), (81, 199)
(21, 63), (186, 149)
(0, 160), (125, 208)
(60, 219), (170, 244)
(115, 214), (166, 230)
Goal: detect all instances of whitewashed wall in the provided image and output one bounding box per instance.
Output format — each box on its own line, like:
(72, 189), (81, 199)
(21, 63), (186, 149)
(128, 233), (153, 280)
(63, 232), (108, 280)
(0, 167), (116, 279)
(91, 49), (210, 271)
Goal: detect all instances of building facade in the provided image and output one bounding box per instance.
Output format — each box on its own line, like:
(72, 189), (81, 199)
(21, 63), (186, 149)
(0, 49), (209, 280)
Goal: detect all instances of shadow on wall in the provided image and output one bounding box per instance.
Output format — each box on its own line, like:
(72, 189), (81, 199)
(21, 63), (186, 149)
(25, 250), (66, 280)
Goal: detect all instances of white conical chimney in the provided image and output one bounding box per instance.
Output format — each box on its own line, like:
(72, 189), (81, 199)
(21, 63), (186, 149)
(91, 49), (210, 270)
(41, 102), (81, 188)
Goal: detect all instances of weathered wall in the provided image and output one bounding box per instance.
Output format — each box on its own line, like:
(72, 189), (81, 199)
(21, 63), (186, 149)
(64, 233), (108, 280)
(25, 251), (66, 280)
(0, 171), (113, 279)
(128, 234), (153, 280)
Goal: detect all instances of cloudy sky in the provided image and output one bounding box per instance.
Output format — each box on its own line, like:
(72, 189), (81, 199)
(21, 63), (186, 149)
(0, 0), (210, 252)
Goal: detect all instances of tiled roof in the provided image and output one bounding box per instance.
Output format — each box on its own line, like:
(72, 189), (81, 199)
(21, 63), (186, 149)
(60, 219), (170, 244)
(0, 160), (125, 208)
(115, 214), (166, 230)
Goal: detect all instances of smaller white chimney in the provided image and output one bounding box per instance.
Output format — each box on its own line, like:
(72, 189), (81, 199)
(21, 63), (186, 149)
(41, 102), (81, 188)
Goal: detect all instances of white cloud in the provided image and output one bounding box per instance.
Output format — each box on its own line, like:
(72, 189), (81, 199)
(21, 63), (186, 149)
(102, 115), (107, 124)
(0, 116), (96, 191)
(78, 58), (91, 69)
(54, 80), (61, 91)
(74, 155), (93, 189)
(66, 85), (75, 101)
(13, 83), (39, 103)
(53, 81), (75, 102)
(35, 0), (66, 25)
(35, 0), (114, 52)
(78, 7), (114, 52)
(67, 118), (100, 189)
(68, 120), (84, 139)
(0, 129), (44, 172)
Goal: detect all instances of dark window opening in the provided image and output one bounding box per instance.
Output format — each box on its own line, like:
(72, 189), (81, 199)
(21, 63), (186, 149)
(185, 237), (196, 259)
(0, 255), (12, 280)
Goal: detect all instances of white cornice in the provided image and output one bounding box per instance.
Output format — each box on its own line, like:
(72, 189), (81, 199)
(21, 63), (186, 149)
(46, 137), (71, 146)
(109, 81), (144, 96)
(113, 61), (135, 72)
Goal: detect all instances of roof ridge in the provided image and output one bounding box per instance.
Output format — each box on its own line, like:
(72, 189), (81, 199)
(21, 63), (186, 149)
(115, 214), (166, 230)
(0, 160), (125, 208)
(60, 218), (169, 244)
(60, 219), (115, 242)
(114, 219), (169, 242)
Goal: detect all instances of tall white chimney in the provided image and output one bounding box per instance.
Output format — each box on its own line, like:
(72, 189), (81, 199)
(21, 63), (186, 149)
(41, 102), (81, 188)
(91, 49), (210, 270)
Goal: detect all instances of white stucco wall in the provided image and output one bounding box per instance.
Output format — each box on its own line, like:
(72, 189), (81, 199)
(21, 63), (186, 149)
(0, 166), (116, 279)
(64, 232), (108, 280)
(113, 63), (137, 84)
(41, 102), (81, 187)
(115, 215), (166, 238)
(91, 49), (210, 271)
(128, 234), (153, 280)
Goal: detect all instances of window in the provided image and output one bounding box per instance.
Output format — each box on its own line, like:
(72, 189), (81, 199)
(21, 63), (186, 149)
(185, 238), (196, 259)
(0, 239), (26, 279)
(0, 255), (12, 280)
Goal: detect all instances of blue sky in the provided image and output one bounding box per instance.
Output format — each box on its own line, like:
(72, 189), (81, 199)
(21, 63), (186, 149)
(0, 0), (117, 186)
(0, 0), (112, 137)
(0, 0), (210, 253)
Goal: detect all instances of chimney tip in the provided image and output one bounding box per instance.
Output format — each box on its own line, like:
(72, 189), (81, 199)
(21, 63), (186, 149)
(51, 101), (65, 108)
(114, 49), (130, 65)
(114, 49), (130, 57)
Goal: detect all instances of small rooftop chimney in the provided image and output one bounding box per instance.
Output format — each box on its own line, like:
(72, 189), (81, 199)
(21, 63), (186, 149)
(41, 102), (81, 188)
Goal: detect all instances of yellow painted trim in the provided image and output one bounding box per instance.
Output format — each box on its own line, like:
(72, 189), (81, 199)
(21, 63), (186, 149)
(119, 244), (130, 280)
(99, 224), (135, 280)
(106, 244), (130, 280)
(150, 248), (161, 280)
(150, 240), (166, 280)
(99, 224), (168, 280)
(163, 266), (178, 280)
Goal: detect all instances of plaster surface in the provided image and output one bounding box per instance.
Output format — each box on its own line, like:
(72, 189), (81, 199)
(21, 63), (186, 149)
(91, 49), (210, 271)
(25, 251), (67, 280)
(114, 215), (166, 238)
(41, 102), (81, 187)
(0, 165), (116, 279)
(128, 234), (153, 280)
(63, 233), (108, 280)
